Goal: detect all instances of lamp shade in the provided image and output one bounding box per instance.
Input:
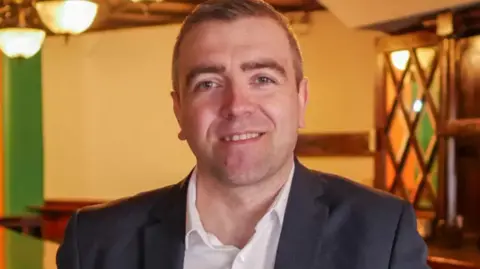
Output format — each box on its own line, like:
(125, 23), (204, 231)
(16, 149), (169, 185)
(0, 28), (46, 58)
(35, 0), (98, 35)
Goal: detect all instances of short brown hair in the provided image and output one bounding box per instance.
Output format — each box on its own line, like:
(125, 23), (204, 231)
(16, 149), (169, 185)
(171, 0), (304, 92)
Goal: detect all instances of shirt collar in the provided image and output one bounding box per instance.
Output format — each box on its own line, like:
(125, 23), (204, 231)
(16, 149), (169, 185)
(185, 164), (295, 249)
(185, 167), (203, 247)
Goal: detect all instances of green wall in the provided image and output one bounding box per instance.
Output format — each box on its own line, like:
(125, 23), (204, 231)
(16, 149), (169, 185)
(2, 53), (44, 215)
(2, 53), (44, 269)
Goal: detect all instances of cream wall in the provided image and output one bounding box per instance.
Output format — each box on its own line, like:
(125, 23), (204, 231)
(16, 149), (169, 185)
(42, 11), (382, 200)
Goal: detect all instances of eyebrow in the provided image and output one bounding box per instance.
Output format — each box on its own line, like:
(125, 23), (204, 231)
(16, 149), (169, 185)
(186, 64), (226, 88)
(240, 59), (287, 78)
(184, 58), (287, 88)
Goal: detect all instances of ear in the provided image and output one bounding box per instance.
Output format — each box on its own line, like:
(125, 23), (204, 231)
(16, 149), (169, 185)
(297, 77), (309, 128)
(171, 90), (186, 140)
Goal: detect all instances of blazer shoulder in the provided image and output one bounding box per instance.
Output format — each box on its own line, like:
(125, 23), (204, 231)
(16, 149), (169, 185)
(314, 170), (407, 214)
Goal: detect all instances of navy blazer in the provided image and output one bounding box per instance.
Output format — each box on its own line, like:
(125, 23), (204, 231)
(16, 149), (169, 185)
(56, 159), (430, 269)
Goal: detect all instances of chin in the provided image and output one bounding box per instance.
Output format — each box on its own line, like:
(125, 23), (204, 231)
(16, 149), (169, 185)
(220, 172), (266, 187)
(214, 161), (273, 187)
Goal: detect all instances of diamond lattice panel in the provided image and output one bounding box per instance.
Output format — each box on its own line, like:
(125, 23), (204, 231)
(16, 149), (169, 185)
(383, 44), (441, 210)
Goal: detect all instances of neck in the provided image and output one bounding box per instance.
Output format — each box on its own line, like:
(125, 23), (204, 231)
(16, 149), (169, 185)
(194, 159), (294, 248)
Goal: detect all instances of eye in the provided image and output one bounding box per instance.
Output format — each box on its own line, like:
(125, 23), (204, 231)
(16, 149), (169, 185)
(253, 76), (276, 85)
(194, 80), (219, 91)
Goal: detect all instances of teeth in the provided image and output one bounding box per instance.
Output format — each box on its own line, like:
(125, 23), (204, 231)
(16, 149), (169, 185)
(224, 132), (261, 142)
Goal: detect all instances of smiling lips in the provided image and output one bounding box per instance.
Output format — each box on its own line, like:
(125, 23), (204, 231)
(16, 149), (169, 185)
(221, 132), (265, 142)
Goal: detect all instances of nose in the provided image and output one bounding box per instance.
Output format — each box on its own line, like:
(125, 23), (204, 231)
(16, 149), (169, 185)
(220, 85), (255, 120)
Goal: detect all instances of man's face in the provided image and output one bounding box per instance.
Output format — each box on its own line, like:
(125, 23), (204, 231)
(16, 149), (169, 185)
(172, 17), (308, 186)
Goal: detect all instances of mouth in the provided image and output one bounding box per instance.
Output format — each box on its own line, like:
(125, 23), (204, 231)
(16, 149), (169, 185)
(220, 132), (266, 142)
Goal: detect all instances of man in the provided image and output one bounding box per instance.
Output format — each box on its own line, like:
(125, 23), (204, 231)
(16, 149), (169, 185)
(57, 0), (430, 268)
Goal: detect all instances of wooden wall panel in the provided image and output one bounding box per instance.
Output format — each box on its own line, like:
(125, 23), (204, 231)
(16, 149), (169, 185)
(295, 132), (373, 157)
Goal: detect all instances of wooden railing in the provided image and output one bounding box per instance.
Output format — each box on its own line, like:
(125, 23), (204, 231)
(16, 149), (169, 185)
(27, 199), (105, 242)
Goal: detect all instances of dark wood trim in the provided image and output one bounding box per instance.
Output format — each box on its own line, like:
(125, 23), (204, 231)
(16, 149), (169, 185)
(441, 119), (480, 137)
(294, 132), (373, 157)
(428, 257), (479, 269)
(374, 51), (387, 190)
(451, 4), (480, 39)
(428, 234), (480, 269)
(436, 38), (449, 222)
(375, 31), (442, 52)
(445, 38), (460, 227)
(456, 33), (480, 234)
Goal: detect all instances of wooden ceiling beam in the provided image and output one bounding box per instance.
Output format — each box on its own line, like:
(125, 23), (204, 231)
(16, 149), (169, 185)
(43, 0), (326, 34)
(113, 1), (196, 14)
(107, 12), (176, 23)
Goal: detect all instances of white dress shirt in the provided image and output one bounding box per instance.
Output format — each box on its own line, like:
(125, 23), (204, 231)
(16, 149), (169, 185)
(183, 166), (294, 269)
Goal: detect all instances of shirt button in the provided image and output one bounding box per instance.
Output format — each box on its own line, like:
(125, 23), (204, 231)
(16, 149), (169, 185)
(239, 255), (245, 262)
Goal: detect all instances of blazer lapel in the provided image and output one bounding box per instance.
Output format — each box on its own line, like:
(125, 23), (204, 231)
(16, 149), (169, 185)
(274, 160), (330, 269)
(141, 162), (330, 269)
(143, 179), (190, 269)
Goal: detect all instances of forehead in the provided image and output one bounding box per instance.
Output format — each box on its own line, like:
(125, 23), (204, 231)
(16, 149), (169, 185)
(177, 17), (294, 76)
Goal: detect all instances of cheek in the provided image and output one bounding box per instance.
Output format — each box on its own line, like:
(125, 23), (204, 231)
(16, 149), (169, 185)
(263, 93), (299, 127)
(182, 101), (218, 139)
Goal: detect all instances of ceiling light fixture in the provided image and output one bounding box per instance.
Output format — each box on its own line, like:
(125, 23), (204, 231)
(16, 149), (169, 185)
(0, 0), (99, 59)
(0, 27), (45, 58)
(0, 4), (46, 59)
(35, 0), (99, 35)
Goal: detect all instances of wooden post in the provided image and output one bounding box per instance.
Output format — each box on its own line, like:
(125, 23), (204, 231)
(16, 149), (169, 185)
(434, 12), (464, 248)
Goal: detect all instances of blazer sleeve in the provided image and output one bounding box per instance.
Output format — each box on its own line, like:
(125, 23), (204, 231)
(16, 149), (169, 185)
(389, 202), (431, 269)
(56, 211), (81, 269)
